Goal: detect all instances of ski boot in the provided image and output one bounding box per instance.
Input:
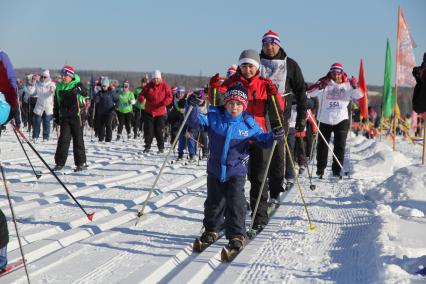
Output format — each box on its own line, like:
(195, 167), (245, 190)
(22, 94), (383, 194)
(221, 236), (246, 262)
(53, 165), (64, 171)
(316, 169), (324, 179)
(74, 165), (87, 172)
(247, 223), (266, 239)
(298, 166), (305, 175)
(284, 181), (294, 191)
(193, 231), (219, 253)
(116, 134), (121, 141)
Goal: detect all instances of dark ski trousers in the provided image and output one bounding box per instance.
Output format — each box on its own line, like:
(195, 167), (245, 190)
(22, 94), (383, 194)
(285, 128), (296, 180)
(248, 144), (271, 227)
(54, 116), (86, 167)
(97, 112), (114, 142)
(204, 174), (247, 238)
(0, 209), (8, 249)
(117, 112), (133, 136)
(133, 109), (145, 135)
(144, 114), (165, 150)
(268, 139), (285, 199)
(200, 130), (209, 157)
(316, 119), (349, 175)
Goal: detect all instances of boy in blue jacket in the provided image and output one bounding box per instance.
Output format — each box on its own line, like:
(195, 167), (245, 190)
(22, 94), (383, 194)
(187, 84), (284, 250)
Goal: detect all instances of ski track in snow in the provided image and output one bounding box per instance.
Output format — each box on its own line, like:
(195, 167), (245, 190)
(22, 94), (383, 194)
(0, 128), (423, 283)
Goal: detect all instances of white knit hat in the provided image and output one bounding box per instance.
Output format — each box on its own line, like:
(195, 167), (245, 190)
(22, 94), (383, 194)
(153, 70), (162, 79)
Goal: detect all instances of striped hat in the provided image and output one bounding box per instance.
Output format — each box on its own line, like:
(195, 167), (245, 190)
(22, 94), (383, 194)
(262, 30), (281, 47)
(224, 84), (248, 111)
(329, 63), (344, 73)
(226, 64), (237, 78)
(61, 66), (75, 78)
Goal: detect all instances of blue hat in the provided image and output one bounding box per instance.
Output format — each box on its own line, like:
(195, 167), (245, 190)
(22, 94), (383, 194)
(101, 77), (110, 86)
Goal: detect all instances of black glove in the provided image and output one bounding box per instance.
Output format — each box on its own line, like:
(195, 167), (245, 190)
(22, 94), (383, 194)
(53, 117), (60, 126)
(272, 127), (285, 141)
(295, 118), (306, 132)
(188, 94), (203, 107)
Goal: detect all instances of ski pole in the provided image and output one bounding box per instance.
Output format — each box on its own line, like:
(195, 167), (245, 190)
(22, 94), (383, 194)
(346, 102), (353, 178)
(0, 162), (31, 284)
(135, 106), (194, 225)
(306, 111), (345, 173)
(248, 139), (277, 238)
(11, 123), (95, 221)
(12, 126), (42, 179)
(271, 96), (316, 232)
(296, 136), (316, 190)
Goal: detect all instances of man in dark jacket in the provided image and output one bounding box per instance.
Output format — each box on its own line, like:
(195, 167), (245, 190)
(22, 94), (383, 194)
(412, 52), (426, 114)
(0, 209), (8, 271)
(259, 30), (307, 203)
(53, 66), (89, 172)
(94, 77), (118, 142)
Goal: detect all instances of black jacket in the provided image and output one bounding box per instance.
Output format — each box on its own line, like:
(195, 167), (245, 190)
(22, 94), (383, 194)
(54, 81), (88, 122)
(260, 48), (307, 127)
(94, 88), (119, 115)
(0, 209), (8, 249)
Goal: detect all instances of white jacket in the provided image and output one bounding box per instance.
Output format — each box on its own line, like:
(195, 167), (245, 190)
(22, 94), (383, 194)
(308, 80), (362, 125)
(30, 80), (56, 116)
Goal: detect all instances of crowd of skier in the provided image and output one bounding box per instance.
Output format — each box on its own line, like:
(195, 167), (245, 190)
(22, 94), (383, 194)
(0, 30), (425, 271)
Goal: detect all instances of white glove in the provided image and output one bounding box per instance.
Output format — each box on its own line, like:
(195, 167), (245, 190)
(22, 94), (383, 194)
(130, 99), (136, 105)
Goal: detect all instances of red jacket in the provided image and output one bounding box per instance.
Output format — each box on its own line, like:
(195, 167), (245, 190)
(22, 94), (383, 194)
(210, 72), (284, 131)
(139, 81), (173, 117)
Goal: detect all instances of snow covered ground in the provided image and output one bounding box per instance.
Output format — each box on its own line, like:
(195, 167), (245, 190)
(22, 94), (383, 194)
(0, 125), (425, 283)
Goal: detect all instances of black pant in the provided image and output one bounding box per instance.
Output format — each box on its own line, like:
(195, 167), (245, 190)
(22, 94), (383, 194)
(316, 119), (349, 175)
(248, 144), (271, 227)
(133, 109), (145, 135)
(144, 114), (166, 150)
(54, 116), (86, 166)
(97, 112), (114, 142)
(0, 209), (8, 249)
(117, 112), (133, 135)
(204, 175), (247, 238)
(200, 130), (209, 157)
(268, 139), (285, 199)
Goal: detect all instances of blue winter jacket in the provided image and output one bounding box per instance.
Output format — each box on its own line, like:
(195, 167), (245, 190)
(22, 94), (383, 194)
(187, 105), (273, 182)
(94, 88), (119, 115)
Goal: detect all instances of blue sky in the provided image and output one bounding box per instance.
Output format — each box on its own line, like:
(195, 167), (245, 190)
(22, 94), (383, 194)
(1, 0), (425, 85)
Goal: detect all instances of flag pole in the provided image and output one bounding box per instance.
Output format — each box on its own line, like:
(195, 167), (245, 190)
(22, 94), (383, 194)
(392, 6), (401, 151)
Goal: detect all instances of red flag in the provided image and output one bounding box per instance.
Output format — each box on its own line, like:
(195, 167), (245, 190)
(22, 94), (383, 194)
(396, 7), (417, 87)
(357, 59), (368, 119)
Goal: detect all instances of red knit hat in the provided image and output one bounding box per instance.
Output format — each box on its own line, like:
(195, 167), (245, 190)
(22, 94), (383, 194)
(61, 66), (75, 78)
(329, 63), (344, 73)
(226, 64), (237, 78)
(262, 30), (281, 47)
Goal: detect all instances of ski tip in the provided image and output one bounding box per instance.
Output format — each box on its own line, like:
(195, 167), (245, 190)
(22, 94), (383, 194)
(309, 224), (316, 232)
(87, 212), (95, 221)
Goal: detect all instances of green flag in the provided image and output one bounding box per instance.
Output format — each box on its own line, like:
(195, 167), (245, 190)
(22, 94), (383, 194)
(382, 39), (394, 118)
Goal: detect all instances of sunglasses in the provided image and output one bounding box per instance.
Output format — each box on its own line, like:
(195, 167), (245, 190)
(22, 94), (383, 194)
(41, 76), (47, 79)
